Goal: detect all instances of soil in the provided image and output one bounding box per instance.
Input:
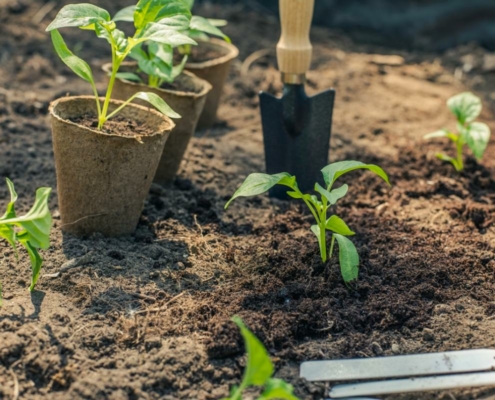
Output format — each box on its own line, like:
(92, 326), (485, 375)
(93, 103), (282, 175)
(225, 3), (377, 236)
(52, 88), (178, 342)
(183, 44), (226, 64)
(69, 114), (158, 138)
(1, 1), (495, 400)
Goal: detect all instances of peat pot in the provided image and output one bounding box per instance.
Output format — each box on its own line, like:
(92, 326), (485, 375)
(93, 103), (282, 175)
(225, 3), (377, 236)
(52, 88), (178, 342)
(184, 38), (239, 129)
(50, 96), (174, 237)
(104, 63), (212, 185)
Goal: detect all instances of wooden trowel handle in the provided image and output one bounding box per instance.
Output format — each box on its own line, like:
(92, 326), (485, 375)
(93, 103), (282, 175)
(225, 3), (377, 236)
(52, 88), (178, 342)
(277, 0), (315, 84)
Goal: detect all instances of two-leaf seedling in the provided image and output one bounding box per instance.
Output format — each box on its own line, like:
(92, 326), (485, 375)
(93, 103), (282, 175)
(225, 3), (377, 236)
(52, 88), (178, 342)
(113, 0), (230, 88)
(225, 317), (299, 400)
(424, 92), (491, 172)
(0, 179), (52, 305)
(225, 161), (390, 284)
(47, 1), (197, 129)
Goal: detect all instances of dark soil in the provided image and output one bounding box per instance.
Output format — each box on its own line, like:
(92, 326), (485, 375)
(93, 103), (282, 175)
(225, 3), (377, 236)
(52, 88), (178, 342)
(185, 44), (225, 64)
(1, 1), (495, 400)
(69, 114), (158, 137)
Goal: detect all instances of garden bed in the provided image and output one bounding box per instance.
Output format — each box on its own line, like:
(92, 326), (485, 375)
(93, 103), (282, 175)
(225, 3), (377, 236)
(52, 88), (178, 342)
(1, 1), (495, 399)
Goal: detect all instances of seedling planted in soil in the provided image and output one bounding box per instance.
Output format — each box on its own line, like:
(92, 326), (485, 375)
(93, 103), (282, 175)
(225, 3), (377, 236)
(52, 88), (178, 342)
(424, 92), (491, 172)
(47, 1), (198, 129)
(225, 317), (299, 400)
(0, 179), (52, 304)
(114, 0), (230, 88)
(226, 161), (390, 283)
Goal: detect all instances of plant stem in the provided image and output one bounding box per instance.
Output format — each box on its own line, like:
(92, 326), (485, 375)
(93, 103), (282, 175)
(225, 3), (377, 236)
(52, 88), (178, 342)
(329, 235), (336, 258)
(455, 140), (464, 172)
(319, 222), (327, 262)
(98, 58), (121, 130)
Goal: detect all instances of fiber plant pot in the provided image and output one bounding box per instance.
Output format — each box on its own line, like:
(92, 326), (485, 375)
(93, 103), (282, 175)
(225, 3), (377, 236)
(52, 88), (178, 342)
(104, 62), (212, 185)
(50, 96), (174, 237)
(184, 38), (239, 129)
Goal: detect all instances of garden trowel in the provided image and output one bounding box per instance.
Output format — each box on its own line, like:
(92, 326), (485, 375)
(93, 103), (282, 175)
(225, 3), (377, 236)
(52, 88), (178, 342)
(260, 0), (335, 198)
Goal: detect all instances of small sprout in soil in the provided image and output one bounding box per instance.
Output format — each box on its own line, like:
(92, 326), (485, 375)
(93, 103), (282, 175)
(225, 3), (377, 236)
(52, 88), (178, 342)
(225, 161), (390, 284)
(424, 92), (491, 172)
(47, 1), (197, 129)
(0, 179), (52, 305)
(225, 316), (299, 400)
(114, 0), (230, 88)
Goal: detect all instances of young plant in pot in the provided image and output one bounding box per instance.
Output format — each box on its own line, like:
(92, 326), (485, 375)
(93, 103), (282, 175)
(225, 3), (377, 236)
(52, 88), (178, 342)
(225, 161), (390, 285)
(46, 1), (196, 236)
(104, 4), (213, 185)
(114, 0), (237, 130)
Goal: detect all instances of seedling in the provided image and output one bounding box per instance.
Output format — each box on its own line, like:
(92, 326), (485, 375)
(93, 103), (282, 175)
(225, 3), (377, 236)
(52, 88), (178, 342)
(424, 92), (491, 172)
(225, 316), (299, 400)
(0, 179), (52, 305)
(225, 161), (390, 284)
(47, 1), (198, 129)
(113, 0), (230, 88)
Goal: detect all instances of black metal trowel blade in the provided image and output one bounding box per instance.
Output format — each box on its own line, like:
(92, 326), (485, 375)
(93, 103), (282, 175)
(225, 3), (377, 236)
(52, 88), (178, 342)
(260, 84), (335, 198)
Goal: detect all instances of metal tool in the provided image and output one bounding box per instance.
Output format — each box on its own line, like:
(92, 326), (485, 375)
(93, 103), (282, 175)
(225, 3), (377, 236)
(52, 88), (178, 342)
(259, 0), (335, 198)
(300, 349), (495, 398)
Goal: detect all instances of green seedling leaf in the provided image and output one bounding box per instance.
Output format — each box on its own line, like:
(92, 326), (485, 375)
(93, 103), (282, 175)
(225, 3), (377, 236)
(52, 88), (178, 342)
(232, 316), (274, 387)
(183, 0), (195, 9)
(172, 55), (188, 80)
(157, 14), (191, 30)
(134, 92), (181, 118)
(464, 122), (491, 160)
(315, 183), (348, 205)
(135, 23), (197, 46)
(156, 2), (192, 20)
(225, 173), (295, 209)
(134, 0), (167, 30)
(447, 92), (482, 125)
(115, 72), (143, 83)
(190, 16), (230, 42)
(50, 30), (95, 85)
(0, 179), (19, 254)
(436, 153), (454, 162)
(326, 215), (354, 236)
(46, 3), (111, 31)
(334, 234), (359, 283)
(113, 5), (136, 22)
(18, 240), (43, 292)
(424, 129), (458, 142)
(258, 378), (299, 400)
(321, 161), (390, 188)
(208, 18), (228, 27)
(95, 25), (128, 55)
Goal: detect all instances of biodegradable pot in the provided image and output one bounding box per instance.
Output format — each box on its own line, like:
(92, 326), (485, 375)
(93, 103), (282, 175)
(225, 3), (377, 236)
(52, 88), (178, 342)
(103, 63), (212, 185)
(50, 96), (174, 237)
(184, 38), (239, 129)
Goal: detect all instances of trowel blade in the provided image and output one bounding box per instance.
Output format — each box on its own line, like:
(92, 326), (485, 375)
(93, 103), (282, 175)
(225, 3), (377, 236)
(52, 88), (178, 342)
(259, 85), (335, 198)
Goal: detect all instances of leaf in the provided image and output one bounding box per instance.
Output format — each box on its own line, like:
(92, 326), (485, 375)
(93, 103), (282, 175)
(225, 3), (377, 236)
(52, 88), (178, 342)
(225, 173), (295, 209)
(232, 316), (274, 387)
(447, 92), (482, 125)
(464, 122), (491, 160)
(115, 72), (143, 83)
(258, 378), (300, 400)
(310, 225), (326, 260)
(0, 178), (19, 255)
(182, 0), (195, 9)
(2, 178), (18, 219)
(334, 234), (359, 283)
(156, 14), (191, 30)
(326, 216), (354, 236)
(135, 23), (197, 47)
(315, 183), (348, 205)
(208, 18), (228, 27)
(190, 16), (230, 42)
(113, 5), (136, 22)
(17, 239), (43, 292)
(94, 25), (128, 55)
(424, 129), (458, 141)
(171, 55), (188, 80)
(321, 161), (390, 189)
(46, 3), (111, 31)
(134, 92), (180, 118)
(50, 30), (96, 85)
(134, 0), (167, 30)
(155, 1), (192, 21)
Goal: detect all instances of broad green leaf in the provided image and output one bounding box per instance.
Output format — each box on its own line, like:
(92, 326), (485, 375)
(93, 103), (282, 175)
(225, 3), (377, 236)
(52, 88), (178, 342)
(232, 316), (274, 387)
(464, 122), (491, 160)
(190, 16), (230, 42)
(46, 4), (111, 31)
(155, 2), (192, 21)
(50, 30), (95, 85)
(208, 18), (228, 27)
(182, 0), (195, 9)
(149, 42), (174, 66)
(17, 239), (43, 292)
(138, 57), (172, 81)
(115, 72), (143, 83)
(447, 92), (482, 125)
(334, 234), (359, 283)
(171, 55), (188, 80)
(134, 92), (180, 118)
(258, 378), (300, 400)
(321, 161), (390, 189)
(134, 0), (167, 30)
(424, 129), (458, 142)
(326, 215), (354, 236)
(94, 25), (128, 55)
(1, 178), (18, 220)
(156, 14), (191, 30)
(225, 173), (295, 209)
(135, 23), (197, 47)
(113, 5), (136, 22)
(315, 183), (348, 205)
(2, 187), (52, 250)
(310, 224), (324, 252)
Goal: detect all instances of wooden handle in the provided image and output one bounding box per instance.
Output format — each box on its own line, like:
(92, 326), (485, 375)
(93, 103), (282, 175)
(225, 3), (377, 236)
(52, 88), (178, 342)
(277, 0), (315, 83)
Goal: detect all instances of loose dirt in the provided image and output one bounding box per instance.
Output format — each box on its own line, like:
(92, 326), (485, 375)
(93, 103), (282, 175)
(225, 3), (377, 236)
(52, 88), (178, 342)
(1, 1), (495, 400)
